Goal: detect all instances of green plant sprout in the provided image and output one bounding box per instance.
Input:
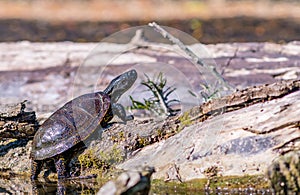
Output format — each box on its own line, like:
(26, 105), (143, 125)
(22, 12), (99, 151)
(189, 83), (219, 102)
(129, 72), (180, 117)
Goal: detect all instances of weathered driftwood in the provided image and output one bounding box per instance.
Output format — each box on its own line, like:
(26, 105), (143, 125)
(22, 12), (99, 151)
(127, 79), (300, 152)
(187, 79), (300, 123)
(116, 79), (300, 180)
(73, 79), (300, 180)
(0, 101), (38, 139)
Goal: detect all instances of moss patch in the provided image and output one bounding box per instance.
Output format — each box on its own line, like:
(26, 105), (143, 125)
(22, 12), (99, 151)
(178, 111), (193, 127)
(78, 144), (124, 179)
(151, 175), (270, 194)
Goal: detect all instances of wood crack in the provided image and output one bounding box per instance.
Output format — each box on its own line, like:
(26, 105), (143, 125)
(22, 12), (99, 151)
(242, 121), (300, 135)
(184, 80), (300, 124)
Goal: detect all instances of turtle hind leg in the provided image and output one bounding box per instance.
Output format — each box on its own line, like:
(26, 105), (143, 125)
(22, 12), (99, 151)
(31, 160), (43, 180)
(55, 156), (69, 179)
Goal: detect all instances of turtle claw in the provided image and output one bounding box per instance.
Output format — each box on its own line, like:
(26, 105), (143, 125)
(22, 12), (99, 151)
(119, 115), (134, 125)
(126, 115), (134, 121)
(31, 160), (42, 181)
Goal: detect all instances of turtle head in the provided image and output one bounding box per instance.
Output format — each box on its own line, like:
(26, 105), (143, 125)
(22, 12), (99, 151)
(104, 69), (137, 102)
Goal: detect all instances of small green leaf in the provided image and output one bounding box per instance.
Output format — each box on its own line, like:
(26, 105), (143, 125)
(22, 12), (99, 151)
(129, 72), (180, 116)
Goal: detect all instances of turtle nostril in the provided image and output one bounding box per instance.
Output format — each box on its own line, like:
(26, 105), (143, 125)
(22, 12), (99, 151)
(130, 69), (137, 78)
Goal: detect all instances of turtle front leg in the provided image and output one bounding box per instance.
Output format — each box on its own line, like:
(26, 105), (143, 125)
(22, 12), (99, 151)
(31, 160), (43, 180)
(57, 180), (67, 195)
(55, 156), (69, 179)
(112, 103), (133, 123)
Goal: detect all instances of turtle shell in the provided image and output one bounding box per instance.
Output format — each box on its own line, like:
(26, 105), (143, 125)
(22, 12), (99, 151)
(31, 92), (111, 160)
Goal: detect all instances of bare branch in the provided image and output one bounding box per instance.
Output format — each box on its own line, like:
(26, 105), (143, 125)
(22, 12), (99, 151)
(148, 22), (233, 92)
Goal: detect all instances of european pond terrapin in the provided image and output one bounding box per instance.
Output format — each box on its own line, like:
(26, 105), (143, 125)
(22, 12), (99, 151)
(30, 69), (137, 180)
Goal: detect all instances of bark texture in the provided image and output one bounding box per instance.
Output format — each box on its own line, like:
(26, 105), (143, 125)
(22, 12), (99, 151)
(0, 101), (38, 139)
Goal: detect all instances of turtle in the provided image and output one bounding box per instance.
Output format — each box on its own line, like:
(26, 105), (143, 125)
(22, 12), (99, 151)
(30, 69), (137, 180)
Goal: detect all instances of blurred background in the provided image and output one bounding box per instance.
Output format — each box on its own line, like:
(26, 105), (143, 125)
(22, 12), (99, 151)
(0, 0), (300, 43)
(0, 0), (299, 43)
